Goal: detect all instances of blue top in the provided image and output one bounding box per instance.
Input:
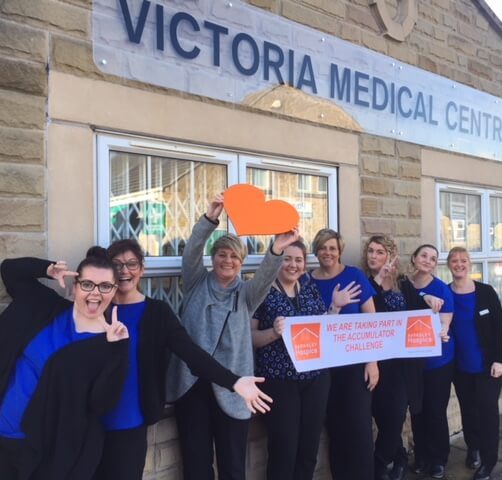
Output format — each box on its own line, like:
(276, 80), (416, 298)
(311, 265), (376, 314)
(415, 276), (455, 370)
(102, 301), (146, 431)
(450, 290), (484, 373)
(0, 308), (96, 439)
(253, 275), (326, 380)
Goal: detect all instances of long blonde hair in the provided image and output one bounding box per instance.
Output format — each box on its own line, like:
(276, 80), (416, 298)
(363, 235), (400, 291)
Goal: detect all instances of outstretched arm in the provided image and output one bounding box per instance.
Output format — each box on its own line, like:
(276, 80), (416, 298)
(233, 377), (272, 414)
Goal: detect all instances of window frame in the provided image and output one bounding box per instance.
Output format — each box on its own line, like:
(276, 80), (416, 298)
(436, 182), (502, 285)
(97, 133), (338, 276)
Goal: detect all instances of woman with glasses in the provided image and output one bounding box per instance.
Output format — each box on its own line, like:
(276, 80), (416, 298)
(447, 247), (502, 480)
(92, 233), (273, 480)
(408, 244), (453, 480)
(0, 249), (129, 480)
(309, 228), (379, 480)
(363, 235), (443, 480)
(166, 194), (299, 480)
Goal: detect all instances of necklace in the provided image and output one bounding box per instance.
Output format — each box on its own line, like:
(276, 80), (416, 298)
(275, 278), (300, 311)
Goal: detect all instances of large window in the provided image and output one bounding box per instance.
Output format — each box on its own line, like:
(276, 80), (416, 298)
(437, 184), (502, 299)
(97, 135), (338, 306)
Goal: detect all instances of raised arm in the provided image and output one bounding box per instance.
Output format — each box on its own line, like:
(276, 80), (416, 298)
(244, 228), (300, 311)
(1, 257), (67, 300)
(182, 195), (224, 293)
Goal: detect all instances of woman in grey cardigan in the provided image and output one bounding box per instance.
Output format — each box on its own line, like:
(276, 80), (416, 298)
(167, 193), (299, 480)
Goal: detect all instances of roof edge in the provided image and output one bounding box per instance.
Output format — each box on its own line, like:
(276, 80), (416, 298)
(474, 0), (502, 38)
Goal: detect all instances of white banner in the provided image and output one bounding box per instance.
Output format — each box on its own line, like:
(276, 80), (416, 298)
(281, 309), (442, 372)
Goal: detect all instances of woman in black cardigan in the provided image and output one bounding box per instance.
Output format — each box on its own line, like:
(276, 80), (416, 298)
(92, 239), (271, 480)
(448, 247), (502, 480)
(0, 251), (129, 480)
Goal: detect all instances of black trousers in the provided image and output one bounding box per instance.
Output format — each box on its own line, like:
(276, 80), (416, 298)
(91, 425), (147, 480)
(411, 361), (454, 466)
(372, 359), (409, 466)
(326, 364), (374, 480)
(175, 380), (249, 480)
(261, 372), (330, 480)
(454, 370), (502, 470)
(0, 444), (19, 480)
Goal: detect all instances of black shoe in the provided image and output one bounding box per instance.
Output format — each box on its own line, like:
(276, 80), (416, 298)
(473, 465), (492, 480)
(430, 464), (445, 479)
(410, 459), (427, 474)
(374, 458), (392, 480)
(389, 463), (407, 480)
(466, 450), (481, 470)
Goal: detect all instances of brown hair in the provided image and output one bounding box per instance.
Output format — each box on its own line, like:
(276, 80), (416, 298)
(76, 246), (118, 283)
(211, 234), (247, 263)
(107, 239), (145, 265)
(312, 229), (345, 259)
(411, 244), (438, 264)
(284, 239), (307, 262)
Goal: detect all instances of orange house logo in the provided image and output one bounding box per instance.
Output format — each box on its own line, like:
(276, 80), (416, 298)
(291, 323), (321, 361)
(406, 315), (436, 348)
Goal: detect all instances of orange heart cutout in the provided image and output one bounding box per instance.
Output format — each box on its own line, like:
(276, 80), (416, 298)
(224, 184), (300, 236)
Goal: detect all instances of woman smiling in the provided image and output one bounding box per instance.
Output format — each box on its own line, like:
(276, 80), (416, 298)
(251, 240), (330, 480)
(0, 250), (129, 480)
(448, 247), (502, 480)
(408, 244), (453, 479)
(166, 193), (299, 480)
(309, 228), (378, 480)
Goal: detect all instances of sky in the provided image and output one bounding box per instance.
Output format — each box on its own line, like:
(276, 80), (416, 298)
(485, 0), (502, 20)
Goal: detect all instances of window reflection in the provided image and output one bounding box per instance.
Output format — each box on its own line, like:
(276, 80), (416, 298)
(439, 191), (481, 253)
(490, 197), (502, 251)
(246, 167), (329, 254)
(110, 151), (227, 257)
(488, 263), (502, 300)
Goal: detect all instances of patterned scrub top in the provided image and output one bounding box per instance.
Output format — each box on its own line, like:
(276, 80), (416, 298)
(253, 275), (327, 380)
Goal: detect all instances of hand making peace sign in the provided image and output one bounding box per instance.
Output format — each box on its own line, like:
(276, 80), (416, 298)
(99, 306), (129, 342)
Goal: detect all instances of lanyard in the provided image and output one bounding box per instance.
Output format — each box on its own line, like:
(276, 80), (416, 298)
(275, 279), (300, 311)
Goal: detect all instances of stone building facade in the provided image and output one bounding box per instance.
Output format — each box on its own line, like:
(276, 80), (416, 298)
(0, 0), (501, 478)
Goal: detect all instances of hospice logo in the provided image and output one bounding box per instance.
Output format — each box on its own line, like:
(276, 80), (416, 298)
(405, 315), (436, 348)
(292, 323), (321, 361)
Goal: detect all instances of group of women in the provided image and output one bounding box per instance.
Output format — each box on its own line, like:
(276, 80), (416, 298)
(0, 193), (285, 480)
(251, 231), (502, 480)
(1, 193), (501, 480)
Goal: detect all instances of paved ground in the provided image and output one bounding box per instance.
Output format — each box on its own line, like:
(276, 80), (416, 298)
(407, 430), (502, 480)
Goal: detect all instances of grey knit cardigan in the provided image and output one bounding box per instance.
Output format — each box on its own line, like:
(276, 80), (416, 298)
(166, 215), (283, 419)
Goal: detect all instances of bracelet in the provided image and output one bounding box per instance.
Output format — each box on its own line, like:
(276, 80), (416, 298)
(203, 213), (219, 225)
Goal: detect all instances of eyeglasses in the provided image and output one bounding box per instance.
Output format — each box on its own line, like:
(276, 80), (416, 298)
(76, 280), (117, 294)
(112, 259), (141, 271)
